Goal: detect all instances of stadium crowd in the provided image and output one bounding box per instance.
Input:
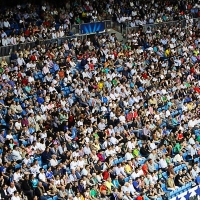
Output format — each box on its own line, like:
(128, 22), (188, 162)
(0, 0), (200, 200)
(0, 0), (200, 46)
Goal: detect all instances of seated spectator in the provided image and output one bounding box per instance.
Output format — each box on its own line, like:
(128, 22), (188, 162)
(166, 174), (179, 191)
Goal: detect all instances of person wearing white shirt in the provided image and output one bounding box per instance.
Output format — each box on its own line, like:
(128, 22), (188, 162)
(110, 135), (118, 145)
(10, 36), (17, 45)
(127, 140), (135, 150)
(19, 34), (26, 43)
(125, 149), (134, 161)
(192, 165), (200, 179)
(2, 36), (8, 46)
(189, 135), (196, 145)
(83, 144), (91, 155)
(12, 146), (22, 161)
(17, 55), (26, 66)
(3, 20), (10, 28)
(115, 164), (126, 176)
(81, 166), (89, 176)
(52, 31), (57, 39)
(30, 164), (40, 177)
(22, 154), (32, 166)
(40, 102), (48, 113)
(77, 157), (85, 169)
(149, 142), (157, 150)
(119, 114), (126, 123)
(38, 168), (47, 182)
(49, 155), (58, 167)
(13, 168), (22, 183)
(7, 182), (17, 196)
(98, 120), (106, 131)
(59, 29), (65, 37)
(158, 155), (168, 170)
(173, 152), (184, 164)
(188, 118), (196, 128)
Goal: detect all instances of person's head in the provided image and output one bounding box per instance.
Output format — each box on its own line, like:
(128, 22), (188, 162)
(13, 191), (19, 196)
(2, 184), (7, 190)
(38, 182), (43, 187)
(10, 182), (15, 188)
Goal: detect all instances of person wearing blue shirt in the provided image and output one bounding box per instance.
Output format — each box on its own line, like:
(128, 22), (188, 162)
(172, 117), (178, 126)
(45, 167), (54, 181)
(101, 96), (108, 104)
(37, 94), (45, 104)
(195, 172), (200, 185)
(191, 55), (197, 63)
(133, 177), (141, 192)
(112, 176), (120, 188)
(0, 163), (9, 183)
(53, 62), (60, 72)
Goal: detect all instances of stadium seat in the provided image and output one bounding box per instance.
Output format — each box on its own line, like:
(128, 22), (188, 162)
(22, 141), (28, 146)
(118, 157), (124, 163)
(15, 163), (22, 169)
(124, 177), (130, 182)
(113, 159), (118, 165)
(43, 165), (47, 170)
(154, 163), (159, 171)
(53, 196), (58, 200)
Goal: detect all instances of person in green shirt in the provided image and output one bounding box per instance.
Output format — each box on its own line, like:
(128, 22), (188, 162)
(161, 95), (167, 103)
(111, 77), (118, 87)
(133, 146), (140, 157)
(0, 67), (4, 73)
(197, 135), (200, 143)
(75, 17), (81, 24)
(90, 185), (99, 199)
(173, 142), (182, 154)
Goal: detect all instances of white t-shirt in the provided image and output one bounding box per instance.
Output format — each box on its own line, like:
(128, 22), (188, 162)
(38, 173), (46, 182)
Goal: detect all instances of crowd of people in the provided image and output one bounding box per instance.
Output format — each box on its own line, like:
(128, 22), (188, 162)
(0, 0), (200, 46)
(0, 0), (200, 200)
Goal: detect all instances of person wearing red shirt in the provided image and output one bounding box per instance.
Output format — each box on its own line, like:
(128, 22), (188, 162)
(21, 76), (28, 86)
(99, 182), (108, 196)
(133, 109), (138, 118)
(126, 112), (133, 123)
(142, 71), (148, 79)
(24, 27), (31, 37)
(141, 160), (148, 176)
(113, 50), (118, 59)
(177, 130), (184, 141)
(102, 170), (110, 180)
(30, 52), (38, 61)
(89, 60), (95, 71)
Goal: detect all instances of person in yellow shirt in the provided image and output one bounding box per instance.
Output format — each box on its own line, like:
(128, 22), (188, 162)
(124, 161), (133, 175)
(165, 48), (171, 57)
(98, 80), (104, 90)
(187, 102), (194, 111)
(193, 48), (199, 56)
(1, 57), (8, 67)
(105, 178), (114, 193)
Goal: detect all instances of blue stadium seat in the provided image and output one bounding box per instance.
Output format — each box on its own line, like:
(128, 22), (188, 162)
(124, 177), (130, 182)
(113, 159), (118, 165)
(43, 165), (47, 170)
(53, 196), (58, 200)
(15, 163), (22, 169)
(154, 163), (159, 171)
(22, 141), (28, 146)
(118, 157), (124, 163)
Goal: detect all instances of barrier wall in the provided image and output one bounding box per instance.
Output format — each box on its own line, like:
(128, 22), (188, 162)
(170, 185), (200, 200)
